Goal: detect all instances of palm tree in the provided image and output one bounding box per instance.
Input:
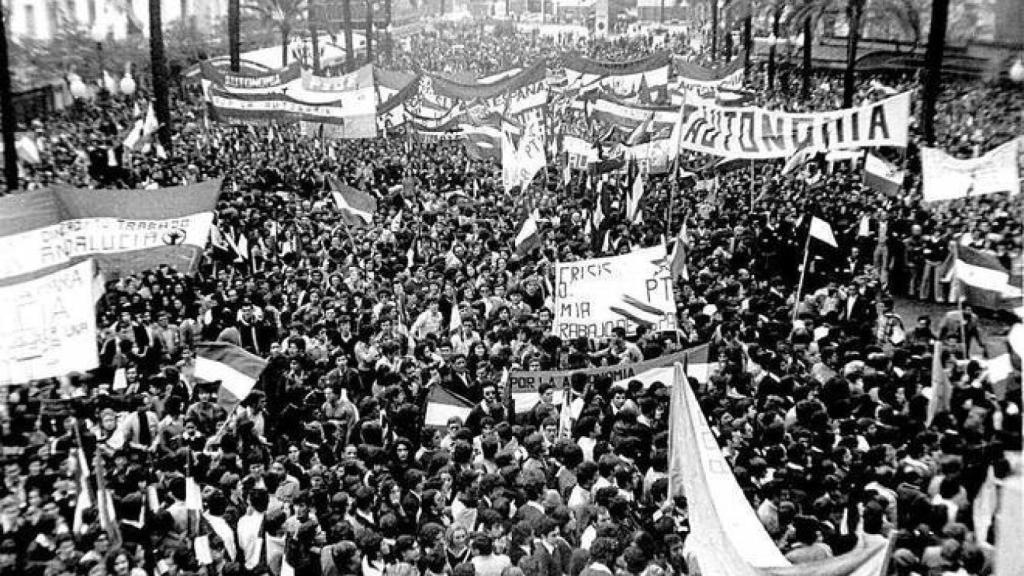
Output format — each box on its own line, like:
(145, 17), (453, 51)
(786, 0), (920, 107)
(365, 0), (373, 64)
(0, 6), (18, 192)
(309, 1), (320, 72)
(709, 0), (718, 61)
(343, 0), (354, 67)
(228, 0), (241, 71)
(244, 0), (307, 67)
(920, 0), (949, 145)
(150, 0), (172, 151)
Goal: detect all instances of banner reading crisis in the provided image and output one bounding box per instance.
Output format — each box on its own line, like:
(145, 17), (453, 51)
(0, 179), (222, 282)
(678, 92), (911, 159)
(552, 246), (677, 339)
(0, 260), (99, 385)
(920, 137), (1021, 202)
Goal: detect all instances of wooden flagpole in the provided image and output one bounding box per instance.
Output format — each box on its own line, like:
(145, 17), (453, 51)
(791, 230), (813, 327)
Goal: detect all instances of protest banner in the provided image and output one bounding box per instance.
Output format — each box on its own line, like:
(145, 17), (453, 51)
(502, 119), (546, 191)
(672, 55), (745, 91)
(210, 86), (378, 137)
(590, 96), (678, 130)
(552, 246), (677, 339)
(0, 260), (99, 385)
(200, 60), (301, 92)
(301, 64), (374, 92)
(920, 137), (1021, 202)
(507, 345), (709, 412)
(0, 179), (222, 282)
(564, 52), (671, 94)
(677, 92), (911, 159)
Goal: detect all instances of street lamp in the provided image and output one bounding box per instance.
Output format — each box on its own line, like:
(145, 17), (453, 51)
(120, 63), (136, 96)
(68, 71), (89, 99)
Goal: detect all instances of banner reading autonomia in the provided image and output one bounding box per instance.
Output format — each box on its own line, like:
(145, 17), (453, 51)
(552, 246), (677, 339)
(0, 179), (222, 283)
(677, 92), (911, 159)
(0, 260), (100, 385)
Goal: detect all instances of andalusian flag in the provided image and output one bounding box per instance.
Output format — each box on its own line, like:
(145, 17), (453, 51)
(195, 341), (268, 410)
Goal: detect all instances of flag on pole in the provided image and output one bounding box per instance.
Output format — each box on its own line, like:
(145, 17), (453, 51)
(142, 103), (159, 137)
(424, 384), (474, 427)
(809, 216), (838, 248)
(863, 153), (904, 195)
(515, 209), (541, 256)
(669, 221), (690, 281)
(449, 303), (462, 333)
(390, 209), (403, 232)
(627, 170), (645, 223)
(951, 245), (1023, 311)
(625, 113), (654, 146)
(926, 339), (951, 426)
(195, 341), (269, 410)
(782, 145), (823, 176)
(329, 175), (377, 227)
(406, 237), (417, 269)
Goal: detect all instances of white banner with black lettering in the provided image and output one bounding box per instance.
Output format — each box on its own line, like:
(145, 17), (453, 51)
(552, 246), (677, 339)
(921, 138), (1021, 202)
(677, 92), (911, 159)
(0, 260), (99, 385)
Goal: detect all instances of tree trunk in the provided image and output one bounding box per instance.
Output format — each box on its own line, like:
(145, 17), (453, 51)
(385, 0), (392, 60)
(710, 0), (718, 62)
(723, 12), (733, 58)
(365, 0), (373, 64)
(767, 9), (779, 90)
(921, 0), (949, 145)
(801, 16), (812, 100)
(228, 0), (240, 71)
(660, 0), (665, 23)
(742, 14), (751, 72)
(0, 6), (18, 192)
(149, 0), (172, 152)
(309, 3), (320, 72)
(281, 27), (290, 66)
(343, 0), (354, 67)
(842, 0), (862, 108)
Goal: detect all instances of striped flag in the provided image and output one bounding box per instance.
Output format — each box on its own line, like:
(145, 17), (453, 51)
(625, 113), (655, 146)
(195, 341), (268, 410)
(329, 176), (377, 227)
(424, 384), (474, 428)
(863, 153), (904, 195)
(952, 245), (1023, 311)
(627, 164), (645, 223)
(514, 209), (541, 256)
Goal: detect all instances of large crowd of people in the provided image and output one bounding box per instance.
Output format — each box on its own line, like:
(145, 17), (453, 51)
(0, 20), (1021, 576)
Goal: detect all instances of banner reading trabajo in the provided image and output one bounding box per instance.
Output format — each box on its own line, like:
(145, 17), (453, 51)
(0, 179), (222, 283)
(678, 92), (911, 159)
(552, 246), (677, 339)
(0, 260), (99, 385)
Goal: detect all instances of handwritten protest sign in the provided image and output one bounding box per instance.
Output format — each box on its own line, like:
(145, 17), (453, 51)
(0, 260), (99, 385)
(552, 246), (677, 339)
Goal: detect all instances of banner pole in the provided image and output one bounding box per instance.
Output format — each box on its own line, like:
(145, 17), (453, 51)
(791, 231), (812, 327)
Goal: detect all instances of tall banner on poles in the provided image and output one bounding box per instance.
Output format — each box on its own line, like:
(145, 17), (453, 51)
(552, 246), (677, 338)
(920, 138), (1021, 202)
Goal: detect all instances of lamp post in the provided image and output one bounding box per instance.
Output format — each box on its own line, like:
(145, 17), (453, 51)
(1010, 58), (1024, 82)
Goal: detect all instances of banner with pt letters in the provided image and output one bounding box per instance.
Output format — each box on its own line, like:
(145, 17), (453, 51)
(552, 246), (677, 339)
(678, 92), (911, 159)
(0, 260), (99, 385)
(0, 179), (222, 283)
(920, 137), (1021, 202)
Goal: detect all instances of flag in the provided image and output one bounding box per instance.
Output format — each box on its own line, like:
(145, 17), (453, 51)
(123, 120), (145, 151)
(670, 221), (690, 281)
(927, 338), (951, 426)
(863, 153), (904, 195)
(329, 175), (377, 227)
(809, 216), (838, 248)
(591, 196), (604, 235)
(390, 209), (403, 232)
(15, 134), (41, 164)
(424, 384), (474, 427)
(234, 233), (249, 262)
(625, 113), (654, 146)
(515, 209), (541, 256)
(93, 454), (122, 548)
(185, 477), (203, 511)
(406, 237), (417, 268)
(195, 341), (268, 410)
(103, 70), (119, 94)
(449, 303), (462, 333)
(142, 103), (159, 137)
(782, 145), (823, 175)
(627, 169), (645, 222)
(72, 445), (93, 536)
(951, 245), (1022, 310)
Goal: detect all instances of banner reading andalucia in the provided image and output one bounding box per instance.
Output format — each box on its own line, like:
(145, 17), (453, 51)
(0, 179), (222, 282)
(0, 260), (99, 385)
(552, 246), (677, 339)
(677, 92), (911, 159)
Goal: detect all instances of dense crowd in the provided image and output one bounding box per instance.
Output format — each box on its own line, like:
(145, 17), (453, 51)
(0, 21), (1022, 576)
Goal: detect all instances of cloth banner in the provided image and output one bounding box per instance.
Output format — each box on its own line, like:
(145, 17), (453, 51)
(428, 60), (548, 103)
(590, 96), (678, 130)
(677, 92), (911, 159)
(920, 138), (1021, 202)
(507, 345), (709, 411)
(0, 260), (99, 385)
(564, 136), (673, 174)
(0, 179), (222, 283)
(209, 86), (377, 137)
(502, 119), (546, 191)
(300, 64), (374, 92)
(552, 246), (677, 339)
(199, 60), (300, 91)
(565, 52), (671, 94)
(672, 55), (745, 90)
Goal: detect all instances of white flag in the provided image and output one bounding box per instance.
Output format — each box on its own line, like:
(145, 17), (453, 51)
(809, 216), (838, 248)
